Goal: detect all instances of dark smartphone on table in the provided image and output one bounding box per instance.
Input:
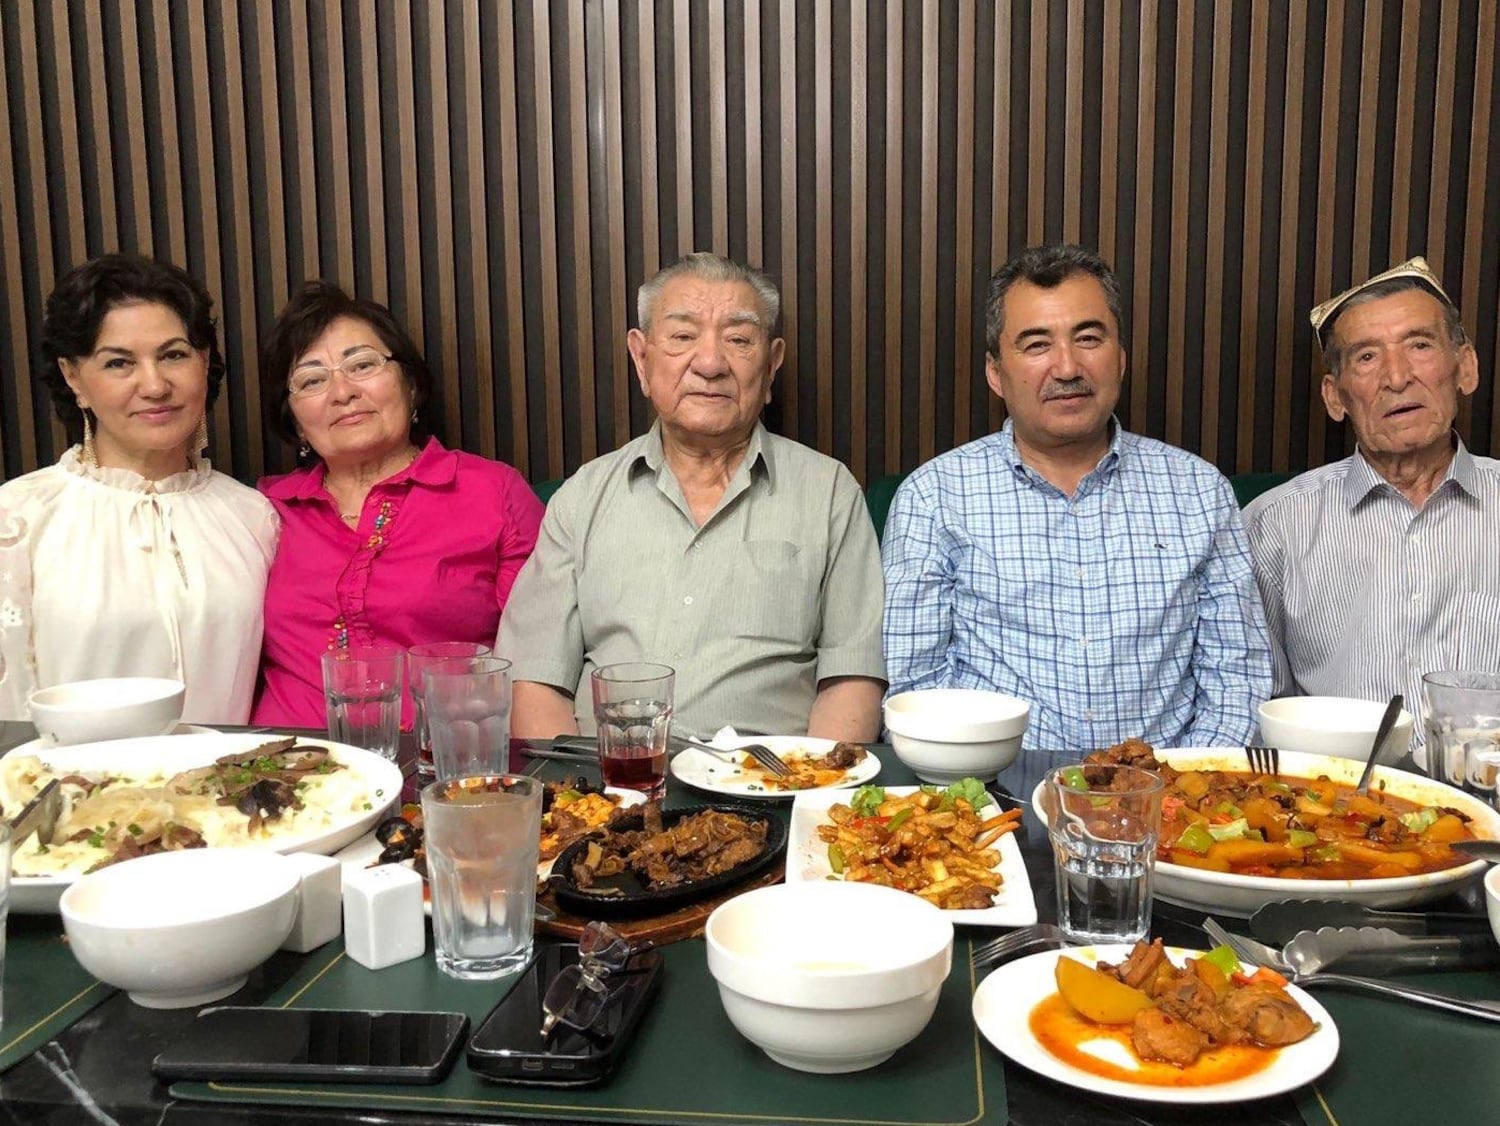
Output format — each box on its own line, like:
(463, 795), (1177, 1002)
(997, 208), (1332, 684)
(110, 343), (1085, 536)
(466, 940), (664, 1087)
(152, 1007), (469, 1085)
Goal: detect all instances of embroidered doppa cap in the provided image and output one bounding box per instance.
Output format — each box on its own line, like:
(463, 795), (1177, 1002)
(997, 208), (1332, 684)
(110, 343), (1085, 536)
(1309, 255), (1455, 349)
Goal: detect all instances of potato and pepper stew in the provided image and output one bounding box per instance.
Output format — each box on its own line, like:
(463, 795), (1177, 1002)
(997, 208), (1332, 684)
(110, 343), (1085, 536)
(1085, 740), (1477, 880)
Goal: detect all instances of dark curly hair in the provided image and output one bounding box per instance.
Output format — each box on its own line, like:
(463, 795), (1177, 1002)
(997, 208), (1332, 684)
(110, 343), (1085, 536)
(260, 281), (435, 461)
(38, 254), (227, 444)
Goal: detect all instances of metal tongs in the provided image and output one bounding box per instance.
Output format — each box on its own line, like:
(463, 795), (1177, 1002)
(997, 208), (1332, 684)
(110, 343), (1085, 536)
(8, 778), (62, 847)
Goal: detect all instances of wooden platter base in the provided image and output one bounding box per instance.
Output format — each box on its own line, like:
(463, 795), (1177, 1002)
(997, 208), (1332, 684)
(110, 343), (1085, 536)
(536, 862), (785, 945)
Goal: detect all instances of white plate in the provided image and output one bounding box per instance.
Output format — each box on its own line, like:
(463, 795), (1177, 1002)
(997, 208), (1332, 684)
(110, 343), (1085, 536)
(6, 731), (403, 914)
(669, 736), (881, 799)
(4, 722), (219, 758)
(333, 786), (646, 915)
(786, 785), (1037, 926)
(972, 945), (1339, 1104)
(1030, 748), (1500, 916)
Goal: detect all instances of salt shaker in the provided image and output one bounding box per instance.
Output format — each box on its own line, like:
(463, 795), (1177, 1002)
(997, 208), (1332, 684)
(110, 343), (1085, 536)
(342, 863), (425, 970)
(279, 853), (344, 953)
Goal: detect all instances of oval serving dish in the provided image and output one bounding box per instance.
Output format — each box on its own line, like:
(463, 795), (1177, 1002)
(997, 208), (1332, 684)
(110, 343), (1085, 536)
(548, 802), (789, 918)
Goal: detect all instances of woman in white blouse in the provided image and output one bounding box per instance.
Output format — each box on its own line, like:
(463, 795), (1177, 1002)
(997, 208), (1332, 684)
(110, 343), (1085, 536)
(0, 255), (278, 723)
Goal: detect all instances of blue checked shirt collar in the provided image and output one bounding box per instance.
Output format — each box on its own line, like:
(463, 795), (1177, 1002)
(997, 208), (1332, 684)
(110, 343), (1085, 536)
(995, 417), (1126, 498)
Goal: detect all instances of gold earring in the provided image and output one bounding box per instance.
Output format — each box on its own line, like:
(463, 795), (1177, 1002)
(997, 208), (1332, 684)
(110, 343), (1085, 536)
(80, 406), (97, 467)
(193, 415), (210, 461)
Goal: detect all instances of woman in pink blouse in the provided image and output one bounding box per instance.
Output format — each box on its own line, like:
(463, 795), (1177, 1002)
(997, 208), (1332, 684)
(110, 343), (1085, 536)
(251, 281), (544, 727)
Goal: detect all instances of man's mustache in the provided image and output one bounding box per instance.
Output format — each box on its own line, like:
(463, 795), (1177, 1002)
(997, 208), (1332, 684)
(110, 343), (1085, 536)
(1041, 378), (1092, 401)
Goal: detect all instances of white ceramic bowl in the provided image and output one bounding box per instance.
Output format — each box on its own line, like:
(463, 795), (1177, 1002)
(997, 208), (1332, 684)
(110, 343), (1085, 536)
(1258, 696), (1416, 761)
(1032, 748), (1500, 916)
(705, 881), (954, 1073)
(28, 677), (185, 745)
(1486, 867), (1500, 950)
(60, 849), (300, 1008)
(883, 689), (1029, 784)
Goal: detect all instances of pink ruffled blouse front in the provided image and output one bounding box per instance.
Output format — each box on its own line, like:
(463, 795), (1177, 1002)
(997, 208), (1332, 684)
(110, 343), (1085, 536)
(252, 438), (544, 728)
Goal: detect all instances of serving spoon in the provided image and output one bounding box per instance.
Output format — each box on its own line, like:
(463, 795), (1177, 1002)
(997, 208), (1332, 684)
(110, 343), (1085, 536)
(1450, 839), (1500, 863)
(1354, 694), (1405, 795)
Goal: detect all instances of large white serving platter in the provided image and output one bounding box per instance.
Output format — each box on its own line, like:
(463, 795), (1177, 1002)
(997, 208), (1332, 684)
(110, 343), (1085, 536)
(973, 945), (1339, 1104)
(670, 735), (881, 800)
(786, 785), (1037, 927)
(1031, 747), (1500, 917)
(4, 731), (404, 914)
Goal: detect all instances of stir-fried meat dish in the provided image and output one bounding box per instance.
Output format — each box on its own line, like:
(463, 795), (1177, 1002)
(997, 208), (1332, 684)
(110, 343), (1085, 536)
(1098, 940), (1316, 1068)
(818, 782), (1021, 909)
(538, 780), (627, 859)
(369, 776), (624, 875)
(1085, 739), (1477, 879)
(568, 803), (768, 890)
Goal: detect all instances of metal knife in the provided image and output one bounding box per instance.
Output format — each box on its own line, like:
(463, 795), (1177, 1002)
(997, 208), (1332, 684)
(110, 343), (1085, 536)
(8, 778), (62, 846)
(516, 734), (696, 762)
(516, 738), (598, 764)
(1250, 898), (1492, 943)
(1281, 926), (1500, 975)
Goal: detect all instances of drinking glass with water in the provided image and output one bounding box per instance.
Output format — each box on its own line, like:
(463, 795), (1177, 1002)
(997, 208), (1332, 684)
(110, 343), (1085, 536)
(423, 658), (513, 780)
(321, 644), (404, 760)
(590, 663), (674, 801)
(407, 642), (492, 777)
(1423, 671), (1500, 807)
(422, 774), (542, 980)
(1045, 764), (1165, 944)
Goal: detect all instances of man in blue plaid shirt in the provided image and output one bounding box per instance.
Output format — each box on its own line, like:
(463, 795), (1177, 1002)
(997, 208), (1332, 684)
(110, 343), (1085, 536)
(881, 244), (1272, 753)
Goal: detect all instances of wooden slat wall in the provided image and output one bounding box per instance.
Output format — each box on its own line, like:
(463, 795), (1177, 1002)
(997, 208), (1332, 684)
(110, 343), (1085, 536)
(3, 0), (1498, 485)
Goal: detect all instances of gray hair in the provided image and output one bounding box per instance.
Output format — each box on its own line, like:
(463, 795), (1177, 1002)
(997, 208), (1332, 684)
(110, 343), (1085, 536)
(984, 243), (1125, 355)
(636, 252), (781, 334)
(1322, 277), (1469, 373)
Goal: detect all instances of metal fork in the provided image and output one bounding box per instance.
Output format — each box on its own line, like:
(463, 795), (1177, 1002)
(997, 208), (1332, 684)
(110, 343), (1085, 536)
(1245, 744), (1279, 775)
(970, 923), (1069, 968)
(685, 736), (793, 778)
(1202, 917), (1500, 1024)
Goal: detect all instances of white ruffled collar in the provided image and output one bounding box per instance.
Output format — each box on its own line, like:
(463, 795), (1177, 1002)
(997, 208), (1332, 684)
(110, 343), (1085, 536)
(58, 445), (214, 494)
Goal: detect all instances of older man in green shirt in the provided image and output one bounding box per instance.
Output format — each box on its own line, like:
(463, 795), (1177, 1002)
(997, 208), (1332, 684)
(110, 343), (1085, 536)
(500, 252), (886, 741)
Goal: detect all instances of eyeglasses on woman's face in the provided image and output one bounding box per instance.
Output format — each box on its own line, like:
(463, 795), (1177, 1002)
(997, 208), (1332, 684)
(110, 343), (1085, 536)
(288, 348), (393, 398)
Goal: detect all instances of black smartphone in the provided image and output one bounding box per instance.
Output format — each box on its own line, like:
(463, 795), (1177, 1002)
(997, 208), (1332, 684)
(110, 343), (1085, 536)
(151, 1007), (469, 1085)
(466, 940), (663, 1086)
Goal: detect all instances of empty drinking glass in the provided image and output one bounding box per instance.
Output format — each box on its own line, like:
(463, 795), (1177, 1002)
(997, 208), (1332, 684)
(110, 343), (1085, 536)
(408, 642), (493, 777)
(424, 657), (513, 781)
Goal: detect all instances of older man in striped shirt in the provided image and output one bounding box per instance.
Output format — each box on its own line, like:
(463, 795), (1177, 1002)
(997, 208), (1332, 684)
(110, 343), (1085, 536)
(1244, 258), (1500, 746)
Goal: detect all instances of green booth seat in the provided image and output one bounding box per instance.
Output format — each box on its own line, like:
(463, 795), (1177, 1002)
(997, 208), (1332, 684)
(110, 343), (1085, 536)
(865, 474), (906, 545)
(1229, 472), (1294, 507)
(532, 478), (565, 504)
